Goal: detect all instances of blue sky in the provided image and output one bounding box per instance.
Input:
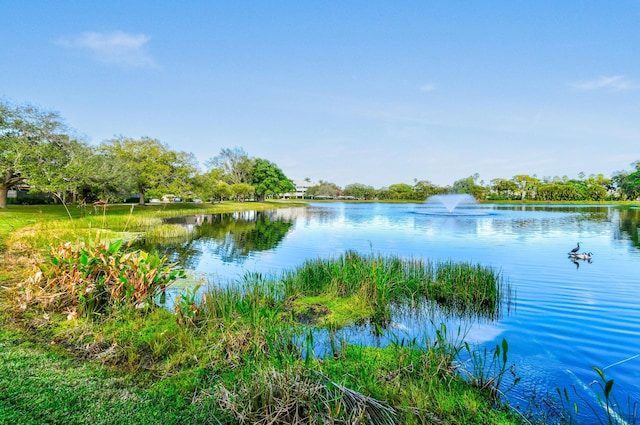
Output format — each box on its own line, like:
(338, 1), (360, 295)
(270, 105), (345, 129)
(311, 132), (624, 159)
(2, 1), (639, 187)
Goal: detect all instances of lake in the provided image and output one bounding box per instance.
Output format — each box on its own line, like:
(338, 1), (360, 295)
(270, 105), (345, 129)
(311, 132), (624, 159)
(141, 202), (640, 422)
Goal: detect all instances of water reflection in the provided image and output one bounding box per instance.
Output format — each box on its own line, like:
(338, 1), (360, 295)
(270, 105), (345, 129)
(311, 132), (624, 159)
(616, 206), (640, 248)
(136, 210), (294, 267)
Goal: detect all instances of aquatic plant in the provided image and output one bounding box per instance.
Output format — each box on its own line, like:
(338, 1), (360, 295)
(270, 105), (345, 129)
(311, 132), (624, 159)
(174, 284), (202, 327)
(22, 239), (184, 317)
(459, 338), (521, 400)
(557, 365), (639, 425)
(280, 251), (507, 328)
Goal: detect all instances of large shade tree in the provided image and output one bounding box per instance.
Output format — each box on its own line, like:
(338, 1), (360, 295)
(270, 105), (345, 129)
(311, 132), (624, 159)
(99, 137), (197, 205)
(25, 137), (84, 204)
(343, 183), (377, 200)
(206, 147), (254, 185)
(306, 181), (340, 198)
(251, 158), (295, 202)
(77, 146), (136, 202)
(0, 101), (71, 208)
(614, 161), (640, 200)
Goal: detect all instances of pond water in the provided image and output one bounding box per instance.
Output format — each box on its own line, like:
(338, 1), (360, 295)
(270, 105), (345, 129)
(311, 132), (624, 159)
(140, 202), (640, 421)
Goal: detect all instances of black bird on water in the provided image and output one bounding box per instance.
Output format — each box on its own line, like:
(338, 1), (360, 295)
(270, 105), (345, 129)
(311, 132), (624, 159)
(570, 242), (580, 254)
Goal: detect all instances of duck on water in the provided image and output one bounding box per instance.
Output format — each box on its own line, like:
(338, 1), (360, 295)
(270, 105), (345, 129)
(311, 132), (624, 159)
(571, 252), (593, 261)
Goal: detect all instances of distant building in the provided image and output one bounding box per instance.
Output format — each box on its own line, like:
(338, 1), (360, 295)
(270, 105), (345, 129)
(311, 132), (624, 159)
(282, 180), (317, 199)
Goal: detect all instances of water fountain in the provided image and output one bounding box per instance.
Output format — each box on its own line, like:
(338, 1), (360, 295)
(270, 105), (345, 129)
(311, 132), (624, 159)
(426, 193), (478, 214)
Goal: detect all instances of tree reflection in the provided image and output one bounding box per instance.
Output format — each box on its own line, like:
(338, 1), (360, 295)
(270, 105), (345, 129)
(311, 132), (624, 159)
(136, 211), (294, 266)
(199, 213), (294, 262)
(617, 207), (640, 249)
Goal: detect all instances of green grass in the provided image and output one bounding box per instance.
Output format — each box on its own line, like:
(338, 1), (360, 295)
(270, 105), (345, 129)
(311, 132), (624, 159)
(0, 325), (229, 425)
(0, 201), (305, 253)
(320, 344), (518, 424)
(281, 251), (508, 326)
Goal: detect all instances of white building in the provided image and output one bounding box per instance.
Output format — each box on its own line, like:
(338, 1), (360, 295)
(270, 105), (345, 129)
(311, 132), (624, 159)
(283, 180), (317, 199)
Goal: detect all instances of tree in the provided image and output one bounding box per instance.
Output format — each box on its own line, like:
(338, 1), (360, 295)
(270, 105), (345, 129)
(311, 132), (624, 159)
(452, 173), (486, 200)
(206, 147), (254, 185)
(344, 183), (377, 200)
(231, 183), (254, 202)
(511, 175), (540, 201)
(164, 151), (199, 197)
(211, 181), (233, 203)
(100, 137), (196, 205)
(0, 101), (70, 208)
(80, 147), (135, 202)
(25, 137), (87, 204)
(191, 169), (223, 203)
(537, 182), (579, 201)
(306, 181), (340, 198)
(613, 161), (640, 200)
(251, 158), (295, 202)
(388, 183), (414, 200)
(490, 178), (518, 200)
(413, 179), (443, 200)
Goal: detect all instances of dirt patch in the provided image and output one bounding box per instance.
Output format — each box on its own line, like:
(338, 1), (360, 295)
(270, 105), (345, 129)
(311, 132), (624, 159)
(294, 303), (331, 325)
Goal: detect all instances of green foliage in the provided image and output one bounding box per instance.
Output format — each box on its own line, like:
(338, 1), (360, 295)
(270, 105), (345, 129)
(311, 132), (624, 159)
(306, 181), (341, 198)
(206, 146), (254, 185)
(452, 174), (488, 200)
(461, 338), (521, 399)
(31, 240), (184, 316)
(614, 162), (640, 200)
(343, 182), (377, 199)
(174, 284), (202, 327)
(230, 182), (254, 201)
(281, 251), (507, 327)
(99, 137), (197, 205)
(251, 158), (295, 202)
(0, 100), (71, 209)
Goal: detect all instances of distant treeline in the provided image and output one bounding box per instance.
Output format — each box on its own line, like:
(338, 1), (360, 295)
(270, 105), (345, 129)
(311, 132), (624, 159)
(306, 167), (640, 202)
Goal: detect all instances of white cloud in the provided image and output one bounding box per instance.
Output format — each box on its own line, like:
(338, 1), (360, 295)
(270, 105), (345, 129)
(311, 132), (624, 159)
(571, 75), (638, 92)
(419, 83), (436, 92)
(56, 31), (157, 68)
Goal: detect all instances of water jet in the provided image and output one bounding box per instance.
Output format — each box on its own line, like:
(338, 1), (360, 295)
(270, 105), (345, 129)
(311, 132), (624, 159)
(426, 194), (478, 214)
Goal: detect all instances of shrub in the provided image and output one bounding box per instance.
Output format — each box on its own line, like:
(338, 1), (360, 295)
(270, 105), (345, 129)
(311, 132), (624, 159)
(28, 240), (184, 316)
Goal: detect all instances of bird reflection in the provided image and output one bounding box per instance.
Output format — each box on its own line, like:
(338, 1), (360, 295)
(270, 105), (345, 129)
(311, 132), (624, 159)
(570, 257), (580, 269)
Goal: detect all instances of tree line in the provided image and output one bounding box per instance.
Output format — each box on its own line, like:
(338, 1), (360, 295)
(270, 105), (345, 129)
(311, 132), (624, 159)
(2, 99), (639, 208)
(0, 100), (294, 208)
(312, 168), (640, 202)
(304, 169), (640, 202)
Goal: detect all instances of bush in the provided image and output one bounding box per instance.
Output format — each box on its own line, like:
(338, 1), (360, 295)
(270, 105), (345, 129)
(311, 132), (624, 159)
(28, 240), (184, 316)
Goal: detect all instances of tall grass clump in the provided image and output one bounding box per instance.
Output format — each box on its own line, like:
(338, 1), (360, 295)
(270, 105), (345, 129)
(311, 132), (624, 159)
(281, 250), (507, 324)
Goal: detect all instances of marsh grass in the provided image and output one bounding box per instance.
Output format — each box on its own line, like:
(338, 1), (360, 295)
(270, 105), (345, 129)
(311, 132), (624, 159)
(281, 250), (507, 328)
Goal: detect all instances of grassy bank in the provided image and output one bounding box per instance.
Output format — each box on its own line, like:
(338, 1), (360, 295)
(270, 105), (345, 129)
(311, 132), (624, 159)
(1, 203), (523, 424)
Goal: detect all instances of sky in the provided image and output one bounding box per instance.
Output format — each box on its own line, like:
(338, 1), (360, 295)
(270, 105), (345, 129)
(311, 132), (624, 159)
(2, 1), (639, 188)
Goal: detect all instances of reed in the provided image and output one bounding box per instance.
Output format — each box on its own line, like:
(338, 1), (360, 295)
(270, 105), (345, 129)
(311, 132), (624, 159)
(280, 251), (507, 326)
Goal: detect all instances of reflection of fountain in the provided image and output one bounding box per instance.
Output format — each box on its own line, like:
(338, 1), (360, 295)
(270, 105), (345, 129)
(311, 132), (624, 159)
(427, 194), (477, 214)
